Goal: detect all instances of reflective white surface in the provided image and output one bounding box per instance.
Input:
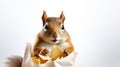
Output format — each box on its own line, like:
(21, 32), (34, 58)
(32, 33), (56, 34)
(0, 0), (120, 67)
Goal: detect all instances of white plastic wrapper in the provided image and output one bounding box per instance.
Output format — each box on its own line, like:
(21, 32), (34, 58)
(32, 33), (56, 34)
(22, 43), (77, 67)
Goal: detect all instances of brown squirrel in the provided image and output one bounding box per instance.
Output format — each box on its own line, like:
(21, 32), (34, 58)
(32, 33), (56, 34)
(32, 11), (74, 63)
(6, 11), (74, 67)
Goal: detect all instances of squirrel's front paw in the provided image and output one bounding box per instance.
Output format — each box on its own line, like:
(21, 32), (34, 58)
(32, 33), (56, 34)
(64, 49), (71, 56)
(39, 48), (49, 56)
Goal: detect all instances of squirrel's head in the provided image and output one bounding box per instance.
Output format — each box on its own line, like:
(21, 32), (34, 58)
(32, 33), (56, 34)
(39, 11), (69, 44)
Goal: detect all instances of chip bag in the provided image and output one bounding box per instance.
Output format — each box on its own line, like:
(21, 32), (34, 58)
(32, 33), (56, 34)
(22, 43), (77, 67)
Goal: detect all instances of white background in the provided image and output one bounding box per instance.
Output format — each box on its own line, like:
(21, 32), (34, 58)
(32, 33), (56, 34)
(0, 0), (120, 67)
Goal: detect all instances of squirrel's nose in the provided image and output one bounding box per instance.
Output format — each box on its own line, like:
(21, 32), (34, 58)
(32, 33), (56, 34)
(52, 32), (57, 39)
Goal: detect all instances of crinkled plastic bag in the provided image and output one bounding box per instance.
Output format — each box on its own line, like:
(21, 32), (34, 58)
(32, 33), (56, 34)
(22, 43), (77, 67)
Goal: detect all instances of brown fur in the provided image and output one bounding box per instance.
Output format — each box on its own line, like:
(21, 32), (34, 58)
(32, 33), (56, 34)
(65, 37), (74, 55)
(6, 56), (23, 67)
(33, 11), (74, 59)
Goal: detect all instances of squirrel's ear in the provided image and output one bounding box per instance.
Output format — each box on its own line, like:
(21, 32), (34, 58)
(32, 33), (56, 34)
(60, 11), (65, 22)
(42, 11), (48, 25)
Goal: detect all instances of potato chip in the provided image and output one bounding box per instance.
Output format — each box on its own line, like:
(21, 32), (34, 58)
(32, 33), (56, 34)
(32, 45), (65, 64)
(32, 57), (40, 64)
(50, 45), (64, 60)
(39, 54), (51, 61)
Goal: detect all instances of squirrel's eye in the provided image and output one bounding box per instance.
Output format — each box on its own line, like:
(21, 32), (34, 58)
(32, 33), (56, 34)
(44, 22), (49, 31)
(45, 24), (48, 30)
(61, 24), (64, 30)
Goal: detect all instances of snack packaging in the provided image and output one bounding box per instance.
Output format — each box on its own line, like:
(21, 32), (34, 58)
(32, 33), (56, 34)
(22, 43), (77, 67)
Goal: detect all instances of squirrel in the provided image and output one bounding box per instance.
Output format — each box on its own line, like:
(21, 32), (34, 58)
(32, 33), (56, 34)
(32, 11), (74, 63)
(6, 11), (74, 67)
